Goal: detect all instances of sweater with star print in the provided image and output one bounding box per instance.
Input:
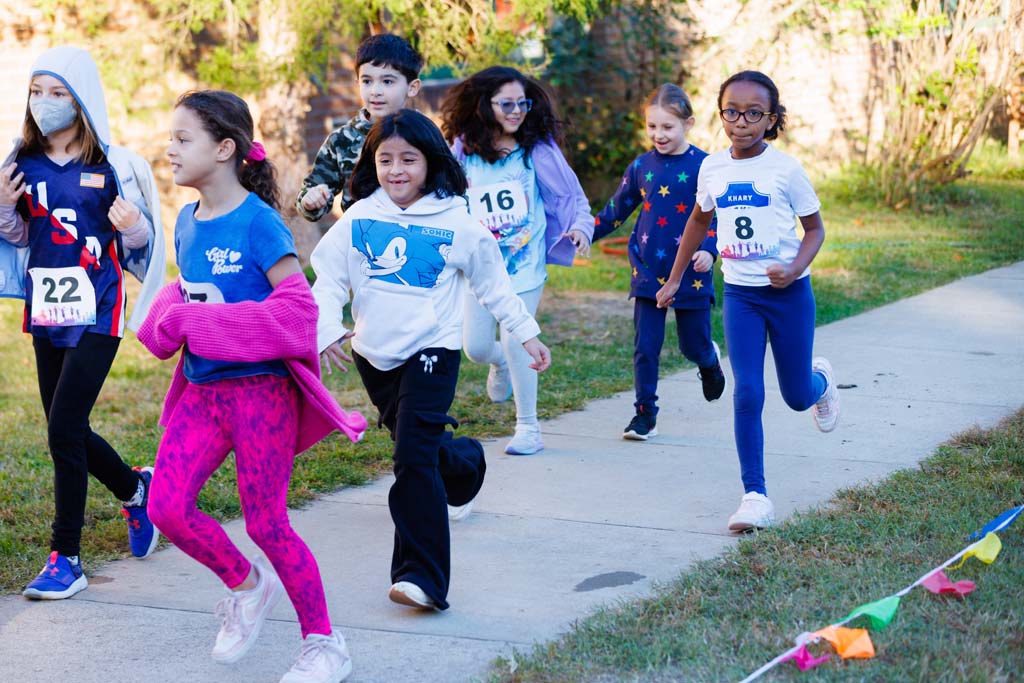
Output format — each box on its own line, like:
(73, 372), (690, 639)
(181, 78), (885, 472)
(594, 146), (717, 309)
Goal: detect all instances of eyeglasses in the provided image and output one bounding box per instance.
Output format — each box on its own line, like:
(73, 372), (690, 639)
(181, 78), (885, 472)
(491, 99), (533, 114)
(720, 108), (769, 124)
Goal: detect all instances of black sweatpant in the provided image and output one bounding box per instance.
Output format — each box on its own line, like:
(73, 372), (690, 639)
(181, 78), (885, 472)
(354, 348), (486, 610)
(33, 332), (140, 557)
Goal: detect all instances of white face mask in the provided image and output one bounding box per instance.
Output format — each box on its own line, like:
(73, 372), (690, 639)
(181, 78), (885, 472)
(30, 98), (78, 136)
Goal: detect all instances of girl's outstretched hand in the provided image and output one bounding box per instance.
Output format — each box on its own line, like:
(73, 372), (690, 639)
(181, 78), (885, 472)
(321, 332), (355, 375)
(523, 337), (551, 373)
(691, 250), (713, 273)
(655, 279), (680, 308)
(567, 229), (591, 258)
(0, 163), (26, 205)
(765, 263), (796, 289)
(108, 196), (141, 231)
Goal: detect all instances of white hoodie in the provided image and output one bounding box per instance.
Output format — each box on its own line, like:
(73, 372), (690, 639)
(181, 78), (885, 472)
(0, 46), (166, 331)
(312, 188), (542, 371)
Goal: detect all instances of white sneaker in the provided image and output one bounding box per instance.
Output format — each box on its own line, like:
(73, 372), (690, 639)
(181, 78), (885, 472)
(447, 498), (475, 522)
(388, 581), (436, 609)
(728, 492), (775, 531)
(211, 556), (284, 663)
(505, 423), (544, 455)
(812, 357), (840, 432)
(280, 631), (352, 683)
(486, 361), (512, 402)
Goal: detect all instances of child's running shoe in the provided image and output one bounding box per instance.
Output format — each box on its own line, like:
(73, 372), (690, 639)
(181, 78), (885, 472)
(811, 357), (840, 432)
(727, 492), (775, 532)
(212, 557), (284, 663)
(486, 360), (513, 403)
(122, 466), (159, 558)
(504, 423), (543, 455)
(698, 341), (726, 402)
(279, 631), (353, 683)
(388, 581), (436, 609)
(623, 411), (657, 440)
(22, 551), (88, 600)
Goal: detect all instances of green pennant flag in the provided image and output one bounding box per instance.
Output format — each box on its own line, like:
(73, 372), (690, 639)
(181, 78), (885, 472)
(845, 595), (901, 630)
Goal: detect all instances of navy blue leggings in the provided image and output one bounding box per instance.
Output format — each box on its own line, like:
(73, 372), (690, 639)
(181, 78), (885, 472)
(633, 296), (715, 416)
(724, 277), (826, 495)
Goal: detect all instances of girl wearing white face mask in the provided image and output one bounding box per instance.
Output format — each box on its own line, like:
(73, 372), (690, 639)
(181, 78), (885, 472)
(0, 46), (166, 600)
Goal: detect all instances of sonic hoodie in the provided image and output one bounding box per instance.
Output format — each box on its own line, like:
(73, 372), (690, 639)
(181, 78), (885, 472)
(311, 188), (542, 371)
(0, 46), (166, 332)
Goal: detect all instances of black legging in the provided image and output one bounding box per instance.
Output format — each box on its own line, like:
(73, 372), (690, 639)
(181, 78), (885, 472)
(33, 332), (140, 557)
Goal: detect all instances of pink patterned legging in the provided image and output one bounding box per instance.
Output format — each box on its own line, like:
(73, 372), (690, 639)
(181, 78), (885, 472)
(148, 374), (331, 637)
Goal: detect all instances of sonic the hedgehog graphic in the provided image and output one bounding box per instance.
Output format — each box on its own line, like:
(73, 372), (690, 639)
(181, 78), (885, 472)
(353, 219), (454, 287)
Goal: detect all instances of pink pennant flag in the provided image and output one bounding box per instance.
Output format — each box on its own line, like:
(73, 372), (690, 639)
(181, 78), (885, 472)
(781, 644), (831, 671)
(922, 570), (976, 596)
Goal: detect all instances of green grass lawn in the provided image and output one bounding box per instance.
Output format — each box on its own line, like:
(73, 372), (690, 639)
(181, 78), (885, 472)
(1, 151), (1022, 594)
(491, 410), (1024, 683)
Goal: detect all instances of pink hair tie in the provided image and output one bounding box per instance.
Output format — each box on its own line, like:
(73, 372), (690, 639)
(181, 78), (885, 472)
(246, 141), (266, 162)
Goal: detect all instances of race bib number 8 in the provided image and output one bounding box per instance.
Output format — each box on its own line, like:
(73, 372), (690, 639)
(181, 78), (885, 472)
(467, 181), (528, 239)
(29, 266), (97, 327)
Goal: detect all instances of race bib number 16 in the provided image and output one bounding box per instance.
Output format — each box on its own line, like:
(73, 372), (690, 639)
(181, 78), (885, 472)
(29, 266), (97, 327)
(467, 181), (528, 238)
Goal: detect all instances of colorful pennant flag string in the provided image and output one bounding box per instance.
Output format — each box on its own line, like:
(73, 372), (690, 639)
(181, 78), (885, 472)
(737, 503), (1021, 683)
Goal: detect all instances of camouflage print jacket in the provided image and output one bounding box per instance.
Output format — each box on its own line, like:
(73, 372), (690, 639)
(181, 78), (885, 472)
(296, 109), (374, 221)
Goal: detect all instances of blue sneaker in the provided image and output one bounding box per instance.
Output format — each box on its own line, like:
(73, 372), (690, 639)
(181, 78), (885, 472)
(22, 551), (88, 600)
(122, 466), (159, 558)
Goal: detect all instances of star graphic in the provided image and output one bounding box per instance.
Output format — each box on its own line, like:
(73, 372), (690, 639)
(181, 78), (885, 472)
(675, 202), (688, 213)
(622, 176), (629, 186)
(643, 201), (651, 211)
(674, 235), (681, 245)
(658, 185), (670, 197)
(625, 197), (634, 207)
(640, 187), (647, 198)
(656, 216), (668, 227)
(657, 277), (667, 285)
(640, 232), (649, 244)
(595, 216), (601, 226)
(613, 220), (622, 227)
(632, 267), (639, 277)
(692, 280), (704, 290)
(645, 171), (654, 182)
(676, 171), (689, 183)
(609, 198), (615, 208)
(656, 248), (666, 259)
(706, 228), (716, 238)
(634, 159), (642, 168)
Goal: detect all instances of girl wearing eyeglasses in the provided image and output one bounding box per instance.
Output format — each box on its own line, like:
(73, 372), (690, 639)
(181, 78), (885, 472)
(440, 66), (593, 456)
(656, 70), (841, 533)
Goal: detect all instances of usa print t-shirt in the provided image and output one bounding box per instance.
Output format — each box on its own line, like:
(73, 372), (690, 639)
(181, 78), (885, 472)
(696, 145), (820, 287)
(174, 192), (296, 383)
(17, 151), (125, 347)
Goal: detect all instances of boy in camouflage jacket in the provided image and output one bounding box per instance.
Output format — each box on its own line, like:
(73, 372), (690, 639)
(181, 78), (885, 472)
(297, 34), (423, 221)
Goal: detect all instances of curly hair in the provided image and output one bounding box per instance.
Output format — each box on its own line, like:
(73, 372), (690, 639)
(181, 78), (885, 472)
(439, 66), (564, 164)
(717, 70), (787, 141)
(175, 90), (280, 209)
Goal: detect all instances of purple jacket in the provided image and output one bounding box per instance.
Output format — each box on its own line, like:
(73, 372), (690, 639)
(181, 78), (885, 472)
(451, 137), (594, 267)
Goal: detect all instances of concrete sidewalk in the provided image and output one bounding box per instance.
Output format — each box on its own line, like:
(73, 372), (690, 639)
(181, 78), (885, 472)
(2, 262), (1023, 683)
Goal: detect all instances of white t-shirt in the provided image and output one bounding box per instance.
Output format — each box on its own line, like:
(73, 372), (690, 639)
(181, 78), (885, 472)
(696, 145), (820, 287)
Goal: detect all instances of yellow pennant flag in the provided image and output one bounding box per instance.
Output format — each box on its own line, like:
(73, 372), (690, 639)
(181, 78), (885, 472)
(813, 625), (876, 659)
(949, 532), (1002, 570)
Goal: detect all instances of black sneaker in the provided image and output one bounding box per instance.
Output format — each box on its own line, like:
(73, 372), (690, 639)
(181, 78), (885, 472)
(698, 341), (726, 402)
(623, 412), (657, 440)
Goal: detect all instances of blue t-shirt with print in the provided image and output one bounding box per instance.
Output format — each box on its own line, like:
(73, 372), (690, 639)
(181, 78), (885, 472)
(174, 192), (296, 383)
(462, 147), (547, 294)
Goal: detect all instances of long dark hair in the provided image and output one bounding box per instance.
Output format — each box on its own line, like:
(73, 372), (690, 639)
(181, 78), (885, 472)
(175, 90), (279, 208)
(717, 70), (787, 141)
(440, 66), (564, 164)
(349, 109), (468, 203)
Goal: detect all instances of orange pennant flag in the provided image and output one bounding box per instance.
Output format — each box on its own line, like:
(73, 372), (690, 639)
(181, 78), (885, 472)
(813, 625), (876, 659)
